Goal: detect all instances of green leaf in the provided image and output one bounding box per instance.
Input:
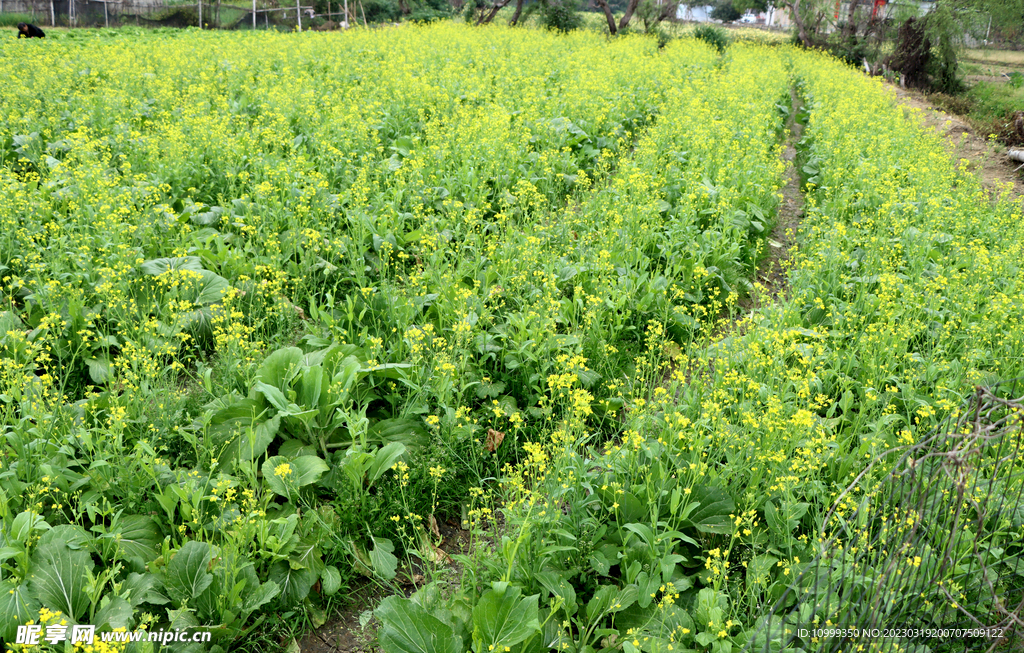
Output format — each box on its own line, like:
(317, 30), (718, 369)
(29, 541), (93, 621)
(293, 455), (330, 486)
(120, 572), (159, 608)
(321, 566), (342, 596)
(193, 270), (231, 305)
(111, 515), (161, 563)
(94, 595), (133, 631)
(636, 572), (658, 609)
(241, 580), (280, 613)
(370, 536), (399, 580)
(256, 346), (304, 389)
(368, 418), (430, 449)
(376, 596), (461, 653)
(687, 485), (736, 535)
(269, 560), (317, 608)
(11, 510), (50, 542)
(164, 541), (214, 604)
(86, 357), (112, 384)
(368, 442), (407, 484)
(296, 366), (324, 410)
(0, 582), (40, 641)
(140, 256), (203, 275)
(255, 381), (292, 413)
(472, 582), (540, 652)
(535, 571), (577, 617)
(262, 455), (329, 497)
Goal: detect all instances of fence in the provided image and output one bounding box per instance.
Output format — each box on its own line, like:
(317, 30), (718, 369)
(0, 0), (359, 29)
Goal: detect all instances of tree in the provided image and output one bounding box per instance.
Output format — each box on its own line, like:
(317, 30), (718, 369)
(710, 0), (741, 22)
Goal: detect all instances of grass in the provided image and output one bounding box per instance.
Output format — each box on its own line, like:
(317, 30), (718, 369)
(965, 47), (1024, 66)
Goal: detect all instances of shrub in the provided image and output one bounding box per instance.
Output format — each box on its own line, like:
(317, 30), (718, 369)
(693, 24), (729, 53)
(541, 0), (582, 33)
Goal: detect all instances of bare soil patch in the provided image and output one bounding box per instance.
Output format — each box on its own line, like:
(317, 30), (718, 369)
(299, 516), (482, 653)
(738, 86), (806, 317)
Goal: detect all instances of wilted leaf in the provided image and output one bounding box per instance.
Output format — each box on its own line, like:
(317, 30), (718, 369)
(484, 428), (505, 453)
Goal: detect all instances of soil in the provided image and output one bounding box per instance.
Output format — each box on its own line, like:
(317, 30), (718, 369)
(735, 86), (806, 319)
(885, 84), (1023, 199)
(298, 516), (481, 653)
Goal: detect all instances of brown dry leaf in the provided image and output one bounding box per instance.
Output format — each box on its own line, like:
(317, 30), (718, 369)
(485, 428), (505, 453)
(429, 545), (452, 565)
(428, 513), (442, 540)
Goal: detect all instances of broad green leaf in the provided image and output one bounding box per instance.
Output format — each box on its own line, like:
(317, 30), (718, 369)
(255, 381), (292, 413)
(93, 595), (133, 631)
(193, 270), (230, 305)
(746, 554), (779, 590)
(86, 357), (112, 384)
(687, 485), (736, 535)
(264, 455), (330, 497)
(120, 572), (159, 608)
(164, 541), (214, 604)
(321, 566), (342, 596)
(586, 585), (616, 621)
(292, 455), (330, 487)
(269, 559), (317, 607)
(368, 442), (407, 484)
(370, 536), (398, 580)
(0, 582), (40, 641)
(637, 572), (658, 609)
(140, 256), (203, 275)
(256, 346), (304, 389)
(368, 418), (430, 449)
(376, 596), (461, 653)
(242, 580), (280, 613)
(29, 541), (93, 621)
(111, 515), (161, 563)
(11, 510), (50, 542)
(534, 571), (577, 617)
(37, 524), (88, 551)
(296, 366), (324, 411)
(472, 582), (540, 652)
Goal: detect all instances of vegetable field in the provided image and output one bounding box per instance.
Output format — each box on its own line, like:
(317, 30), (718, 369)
(1, 25), (1022, 653)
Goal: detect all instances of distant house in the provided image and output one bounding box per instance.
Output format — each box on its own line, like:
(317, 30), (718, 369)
(675, 4), (715, 22)
(676, 3), (791, 27)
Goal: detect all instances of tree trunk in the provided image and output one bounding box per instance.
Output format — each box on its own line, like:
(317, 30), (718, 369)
(594, 0), (616, 33)
(653, 1), (675, 25)
(787, 0), (812, 47)
(477, 0), (510, 24)
(508, 0), (525, 25)
(842, 0), (862, 40)
(618, 0), (639, 30)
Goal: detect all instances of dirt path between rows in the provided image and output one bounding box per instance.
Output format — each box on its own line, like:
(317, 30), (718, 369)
(887, 84), (1022, 199)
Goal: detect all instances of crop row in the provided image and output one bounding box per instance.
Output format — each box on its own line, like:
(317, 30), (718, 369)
(0, 28), (795, 647)
(438, 47), (1024, 653)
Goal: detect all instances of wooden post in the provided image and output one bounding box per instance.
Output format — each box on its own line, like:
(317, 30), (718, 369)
(104, 0), (109, 26)
(198, 0), (202, 27)
(344, 0), (348, 25)
(50, 0), (55, 26)
(252, 0), (256, 28)
(296, 0), (301, 29)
